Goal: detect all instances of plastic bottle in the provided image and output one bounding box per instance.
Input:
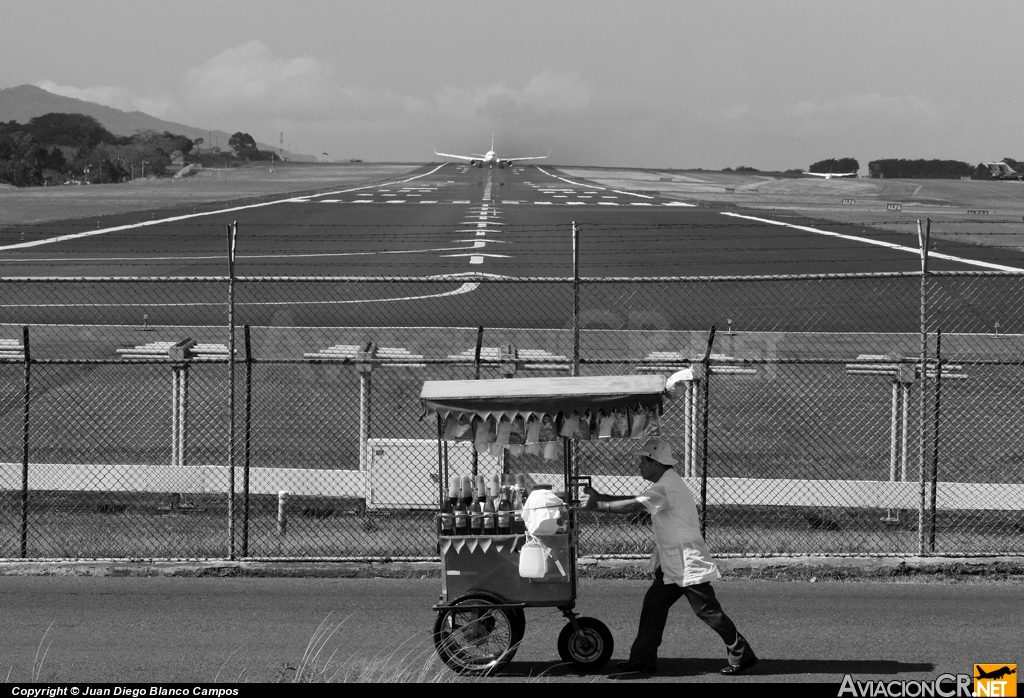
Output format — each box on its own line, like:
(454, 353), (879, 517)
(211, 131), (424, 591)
(513, 473), (528, 534)
(483, 472), (499, 532)
(483, 489), (496, 536)
(439, 475), (459, 536)
(497, 477), (513, 535)
(470, 476), (485, 535)
(454, 475), (471, 535)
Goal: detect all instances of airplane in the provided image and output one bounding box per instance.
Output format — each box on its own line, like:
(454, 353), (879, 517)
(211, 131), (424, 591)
(434, 136), (549, 169)
(975, 666), (1016, 680)
(984, 161), (1024, 180)
(803, 171), (858, 179)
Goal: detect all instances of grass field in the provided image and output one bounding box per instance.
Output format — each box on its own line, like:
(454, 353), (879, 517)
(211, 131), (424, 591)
(3, 349), (1023, 480)
(0, 162), (422, 227)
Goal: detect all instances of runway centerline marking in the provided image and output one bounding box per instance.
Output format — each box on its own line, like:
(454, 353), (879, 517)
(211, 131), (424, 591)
(721, 212), (1024, 272)
(0, 164), (448, 252)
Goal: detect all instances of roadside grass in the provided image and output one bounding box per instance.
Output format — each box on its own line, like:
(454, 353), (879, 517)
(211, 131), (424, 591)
(284, 614), (461, 683)
(5, 621), (55, 683)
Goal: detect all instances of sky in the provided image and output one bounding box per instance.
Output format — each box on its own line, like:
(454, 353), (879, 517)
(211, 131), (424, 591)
(2, 0), (1022, 170)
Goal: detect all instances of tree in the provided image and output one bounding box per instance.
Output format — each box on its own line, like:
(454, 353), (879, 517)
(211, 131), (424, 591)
(867, 159), (973, 179)
(0, 131), (47, 186)
(809, 158), (859, 174)
(25, 113), (120, 149)
(228, 132), (258, 159)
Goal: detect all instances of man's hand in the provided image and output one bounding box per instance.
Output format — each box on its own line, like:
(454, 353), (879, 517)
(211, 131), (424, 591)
(579, 485), (603, 510)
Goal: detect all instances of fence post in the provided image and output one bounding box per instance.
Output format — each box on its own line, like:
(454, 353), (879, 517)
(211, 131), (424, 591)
(356, 341), (378, 478)
(571, 222), (580, 486)
(471, 327), (483, 477)
(930, 328), (942, 552)
(572, 221), (580, 377)
(437, 416), (446, 508)
(699, 326), (717, 539)
(21, 325), (30, 558)
(917, 219), (931, 555)
(242, 324), (252, 558)
(227, 221), (237, 560)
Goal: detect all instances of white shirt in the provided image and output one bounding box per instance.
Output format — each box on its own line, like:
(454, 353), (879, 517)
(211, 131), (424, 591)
(635, 468), (721, 587)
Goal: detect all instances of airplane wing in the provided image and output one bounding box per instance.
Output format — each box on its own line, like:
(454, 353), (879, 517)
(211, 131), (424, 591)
(434, 149), (477, 161)
(504, 150), (551, 161)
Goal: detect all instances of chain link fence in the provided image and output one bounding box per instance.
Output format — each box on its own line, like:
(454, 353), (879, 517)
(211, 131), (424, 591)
(2, 271), (1023, 559)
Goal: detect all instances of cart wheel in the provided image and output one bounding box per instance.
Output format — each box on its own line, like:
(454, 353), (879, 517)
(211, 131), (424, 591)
(433, 592), (524, 676)
(557, 617), (614, 672)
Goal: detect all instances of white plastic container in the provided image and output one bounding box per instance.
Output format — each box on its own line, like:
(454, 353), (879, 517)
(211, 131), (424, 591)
(518, 539), (548, 578)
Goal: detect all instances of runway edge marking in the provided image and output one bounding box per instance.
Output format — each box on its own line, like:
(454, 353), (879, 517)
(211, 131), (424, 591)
(721, 211), (1024, 272)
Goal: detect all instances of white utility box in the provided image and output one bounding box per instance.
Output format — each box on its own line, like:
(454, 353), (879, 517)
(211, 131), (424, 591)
(365, 438), (501, 510)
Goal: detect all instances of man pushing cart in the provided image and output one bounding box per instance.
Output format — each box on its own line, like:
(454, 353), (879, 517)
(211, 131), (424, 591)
(420, 373), (757, 676)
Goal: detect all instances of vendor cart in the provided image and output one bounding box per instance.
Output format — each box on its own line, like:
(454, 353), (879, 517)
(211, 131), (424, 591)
(420, 374), (669, 675)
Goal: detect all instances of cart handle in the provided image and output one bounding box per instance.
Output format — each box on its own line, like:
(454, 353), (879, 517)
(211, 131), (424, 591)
(566, 475), (592, 505)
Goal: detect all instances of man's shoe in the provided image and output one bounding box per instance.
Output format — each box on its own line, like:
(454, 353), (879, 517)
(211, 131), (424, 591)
(720, 657), (758, 675)
(616, 661), (657, 673)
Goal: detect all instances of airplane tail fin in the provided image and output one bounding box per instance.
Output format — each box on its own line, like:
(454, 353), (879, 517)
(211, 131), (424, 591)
(491, 134), (494, 152)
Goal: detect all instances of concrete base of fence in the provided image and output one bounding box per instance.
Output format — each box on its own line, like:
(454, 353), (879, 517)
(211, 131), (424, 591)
(1, 556), (1023, 581)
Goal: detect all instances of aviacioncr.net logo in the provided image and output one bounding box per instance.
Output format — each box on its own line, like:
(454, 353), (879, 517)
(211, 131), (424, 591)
(838, 674), (973, 697)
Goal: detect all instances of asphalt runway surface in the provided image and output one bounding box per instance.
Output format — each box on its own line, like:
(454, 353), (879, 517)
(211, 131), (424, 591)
(1, 576), (1020, 684)
(3, 163), (1024, 332)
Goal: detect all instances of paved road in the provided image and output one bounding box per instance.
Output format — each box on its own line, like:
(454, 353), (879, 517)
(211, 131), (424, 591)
(1, 576), (1020, 683)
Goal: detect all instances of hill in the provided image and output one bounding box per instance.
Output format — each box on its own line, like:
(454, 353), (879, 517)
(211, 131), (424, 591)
(0, 84), (315, 161)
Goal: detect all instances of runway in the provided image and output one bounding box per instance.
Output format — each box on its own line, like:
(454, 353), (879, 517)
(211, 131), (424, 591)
(2, 163), (1024, 332)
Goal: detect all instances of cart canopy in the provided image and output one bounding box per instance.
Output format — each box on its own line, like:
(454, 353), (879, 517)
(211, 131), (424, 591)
(420, 375), (669, 449)
(421, 375), (665, 420)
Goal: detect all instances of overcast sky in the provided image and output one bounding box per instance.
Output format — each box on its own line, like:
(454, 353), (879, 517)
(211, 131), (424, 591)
(3, 0), (1022, 169)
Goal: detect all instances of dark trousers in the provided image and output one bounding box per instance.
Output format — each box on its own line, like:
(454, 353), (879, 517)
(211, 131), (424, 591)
(629, 568), (756, 667)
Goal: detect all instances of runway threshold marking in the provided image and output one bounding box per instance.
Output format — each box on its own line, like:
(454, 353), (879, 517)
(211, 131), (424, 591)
(0, 164), (448, 253)
(535, 167), (655, 199)
(721, 212), (1024, 272)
